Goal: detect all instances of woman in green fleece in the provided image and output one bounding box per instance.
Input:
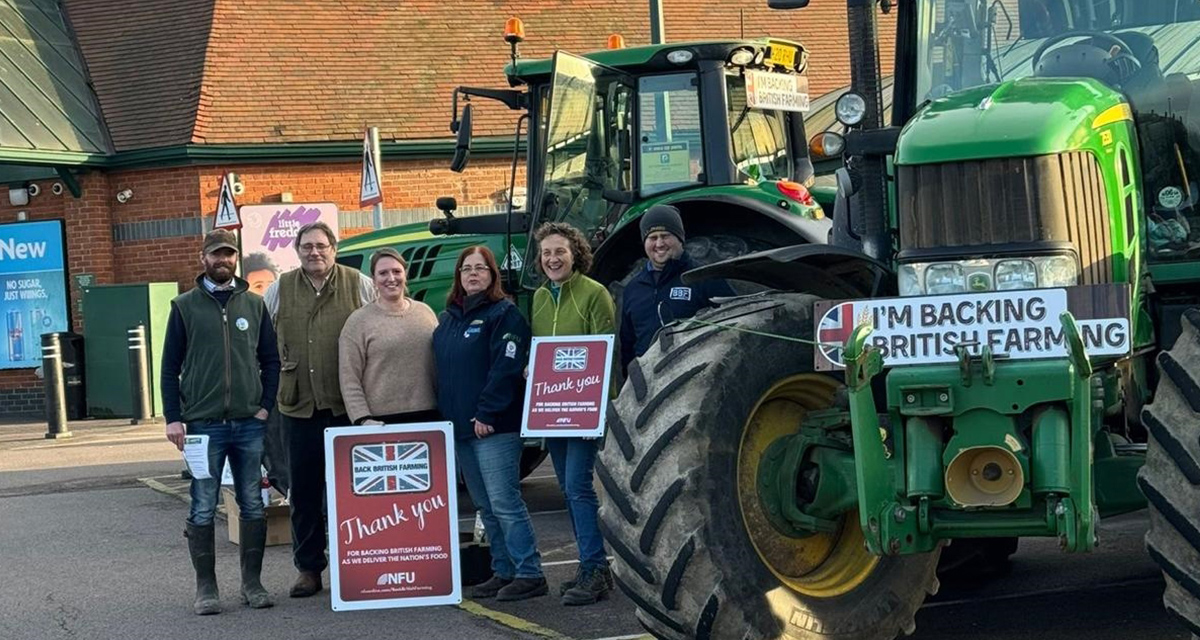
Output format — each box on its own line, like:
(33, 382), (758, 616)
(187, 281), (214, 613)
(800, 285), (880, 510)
(530, 222), (616, 606)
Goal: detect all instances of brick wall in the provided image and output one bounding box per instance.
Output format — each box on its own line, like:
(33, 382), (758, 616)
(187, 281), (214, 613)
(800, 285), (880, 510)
(0, 173), (112, 416)
(100, 156), (522, 294)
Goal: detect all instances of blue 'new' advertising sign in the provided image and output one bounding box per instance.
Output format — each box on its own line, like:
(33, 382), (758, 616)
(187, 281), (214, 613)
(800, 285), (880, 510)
(0, 220), (68, 369)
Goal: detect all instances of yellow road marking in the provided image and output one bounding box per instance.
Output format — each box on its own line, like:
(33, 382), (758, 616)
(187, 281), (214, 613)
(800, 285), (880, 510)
(456, 599), (573, 639)
(139, 476), (188, 503)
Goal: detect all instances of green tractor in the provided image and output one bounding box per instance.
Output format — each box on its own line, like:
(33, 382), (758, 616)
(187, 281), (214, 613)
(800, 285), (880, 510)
(337, 30), (828, 310)
(595, 0), (1200, 638)
(336, 30), (828, 481)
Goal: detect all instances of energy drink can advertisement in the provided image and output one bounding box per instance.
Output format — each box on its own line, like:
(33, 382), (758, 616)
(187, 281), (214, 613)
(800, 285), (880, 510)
(6, 309), (22, 362)
(0, 220), (68, 369)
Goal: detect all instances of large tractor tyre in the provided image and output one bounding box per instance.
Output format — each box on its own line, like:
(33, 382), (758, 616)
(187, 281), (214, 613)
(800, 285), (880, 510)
(1140, 307), (1200, 636)
(598, 293), (941, 640)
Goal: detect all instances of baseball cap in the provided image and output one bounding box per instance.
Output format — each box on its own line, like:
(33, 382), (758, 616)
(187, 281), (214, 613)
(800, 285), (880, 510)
(203, 229), (239, 254)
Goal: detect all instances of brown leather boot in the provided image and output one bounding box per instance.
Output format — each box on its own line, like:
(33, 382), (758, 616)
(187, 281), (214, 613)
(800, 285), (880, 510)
(289, 570), (322, 598)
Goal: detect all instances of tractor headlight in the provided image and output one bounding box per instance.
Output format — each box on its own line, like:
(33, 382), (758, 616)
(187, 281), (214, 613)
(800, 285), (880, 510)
(1038, 255), (1078, 287)
(898, 264), (923, 296)
(995, 259), (1037, 290)
(729, 48), (755, 66)
(899, 254), (1079, 296)
(925, 263), (966, 295)
(836, 92), (867, 126)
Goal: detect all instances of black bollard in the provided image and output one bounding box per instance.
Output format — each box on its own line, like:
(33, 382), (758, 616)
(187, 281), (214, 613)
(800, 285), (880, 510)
(128, 324), (152, 425)
(42, 333), (72, 439)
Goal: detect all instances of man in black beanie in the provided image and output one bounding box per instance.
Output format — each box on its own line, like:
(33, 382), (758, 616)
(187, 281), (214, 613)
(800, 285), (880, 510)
(618, 204), (735, 373)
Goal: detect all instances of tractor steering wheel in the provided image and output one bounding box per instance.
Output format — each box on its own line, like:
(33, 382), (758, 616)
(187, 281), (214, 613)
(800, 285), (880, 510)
(1031, 30), (1142, 80)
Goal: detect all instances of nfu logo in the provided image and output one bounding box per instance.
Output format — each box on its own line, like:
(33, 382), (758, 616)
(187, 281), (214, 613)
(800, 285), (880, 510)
(376, 571), (415, 586)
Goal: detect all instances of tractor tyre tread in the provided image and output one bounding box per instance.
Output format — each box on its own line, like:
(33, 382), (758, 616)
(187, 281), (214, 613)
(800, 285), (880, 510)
(598, 293), (940, 640)
(1141, 306), (1200, 636)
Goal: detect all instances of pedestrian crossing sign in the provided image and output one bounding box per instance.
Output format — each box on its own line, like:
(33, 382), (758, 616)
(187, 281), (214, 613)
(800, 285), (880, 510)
(213, 173), (241, 229)
(360, 130), (383, 207)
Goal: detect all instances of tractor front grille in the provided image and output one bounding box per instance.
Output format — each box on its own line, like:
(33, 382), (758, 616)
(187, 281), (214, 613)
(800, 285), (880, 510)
(896, 152), (1113, 284)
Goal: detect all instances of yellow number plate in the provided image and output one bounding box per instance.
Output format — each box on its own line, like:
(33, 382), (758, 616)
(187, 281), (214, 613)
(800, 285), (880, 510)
(767, 44), (796, 69)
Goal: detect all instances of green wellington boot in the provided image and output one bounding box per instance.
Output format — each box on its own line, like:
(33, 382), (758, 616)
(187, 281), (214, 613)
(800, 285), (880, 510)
(185, 523), (221, 615)
(239, 519), (274, 608)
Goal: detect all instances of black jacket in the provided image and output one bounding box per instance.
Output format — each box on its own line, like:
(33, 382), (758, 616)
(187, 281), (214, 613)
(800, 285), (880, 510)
(619, 253), (734, 373)
(432, 294), (530, 440)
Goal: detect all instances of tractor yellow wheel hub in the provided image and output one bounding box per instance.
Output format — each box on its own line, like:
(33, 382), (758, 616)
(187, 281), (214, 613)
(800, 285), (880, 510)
(737, 374), (879, 598)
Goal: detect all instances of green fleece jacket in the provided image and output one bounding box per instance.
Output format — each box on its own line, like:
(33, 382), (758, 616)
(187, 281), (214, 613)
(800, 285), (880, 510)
(531, 271), (616, 338)
(531, 271), (618, 398)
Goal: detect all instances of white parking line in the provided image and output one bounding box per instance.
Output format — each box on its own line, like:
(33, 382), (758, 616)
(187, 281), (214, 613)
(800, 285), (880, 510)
(457, 509), (567, 523)
(542, 555), (614, 568)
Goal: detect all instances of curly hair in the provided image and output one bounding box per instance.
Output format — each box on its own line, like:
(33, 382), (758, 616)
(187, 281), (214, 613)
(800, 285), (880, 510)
(533, 222), (593, 275)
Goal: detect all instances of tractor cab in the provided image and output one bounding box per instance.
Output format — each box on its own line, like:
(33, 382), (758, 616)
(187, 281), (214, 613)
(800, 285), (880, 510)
(445, 31), (824, 290)
(910, 0), (1200, 265)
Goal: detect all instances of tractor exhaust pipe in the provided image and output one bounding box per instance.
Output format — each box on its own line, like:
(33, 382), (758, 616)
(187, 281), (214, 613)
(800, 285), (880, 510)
(845, 0), (890, 263)
(769, 0), (892, 261)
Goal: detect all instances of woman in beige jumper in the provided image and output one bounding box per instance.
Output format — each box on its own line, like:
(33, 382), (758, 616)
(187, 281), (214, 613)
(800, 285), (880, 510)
(338, 248), (439, 425)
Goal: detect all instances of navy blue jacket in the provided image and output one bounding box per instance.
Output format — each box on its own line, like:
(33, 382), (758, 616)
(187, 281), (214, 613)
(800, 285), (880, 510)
(432, 294), (531, 440)
(619, 253), (735, 373)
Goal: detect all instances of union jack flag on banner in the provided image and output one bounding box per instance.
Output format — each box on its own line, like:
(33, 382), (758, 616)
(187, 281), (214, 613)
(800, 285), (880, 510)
(553, 347), (588, 371)
(817, 302), (858, 367)
(351, 442), (431, 495)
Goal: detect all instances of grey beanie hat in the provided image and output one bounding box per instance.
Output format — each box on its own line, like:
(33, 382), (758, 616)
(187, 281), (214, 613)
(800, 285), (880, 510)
(640, 204), (686, 243)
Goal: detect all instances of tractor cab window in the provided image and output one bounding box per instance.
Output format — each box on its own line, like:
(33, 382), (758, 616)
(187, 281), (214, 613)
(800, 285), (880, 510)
(725, 73), (792, 183)
(638, 73), (705, 197)
(915, 0), (1200, 261)
(525, 52), (632, 287)
(535, 53), (630, 234)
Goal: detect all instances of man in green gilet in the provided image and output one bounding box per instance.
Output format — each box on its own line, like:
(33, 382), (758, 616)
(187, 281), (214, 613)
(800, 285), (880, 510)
(263, 221), (375, 598)
(161, 228), (280, 614)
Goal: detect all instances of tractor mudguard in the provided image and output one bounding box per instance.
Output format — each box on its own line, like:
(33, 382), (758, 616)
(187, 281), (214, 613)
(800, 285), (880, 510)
(681, 243), (895, 300)
(592, 190), (833, 273)
(682, 192), (833, 244)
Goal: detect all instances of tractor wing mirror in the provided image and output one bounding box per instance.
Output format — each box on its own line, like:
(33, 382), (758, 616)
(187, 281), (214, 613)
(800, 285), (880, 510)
(450, 104), (473, 173)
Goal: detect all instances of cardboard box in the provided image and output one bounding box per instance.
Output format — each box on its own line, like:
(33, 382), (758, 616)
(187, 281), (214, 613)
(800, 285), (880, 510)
(222, 487), (291, 547)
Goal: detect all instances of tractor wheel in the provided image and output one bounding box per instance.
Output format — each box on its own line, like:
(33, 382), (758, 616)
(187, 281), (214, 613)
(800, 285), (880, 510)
(598, 293), (941, 640)
(1140, 307), (1200, 636)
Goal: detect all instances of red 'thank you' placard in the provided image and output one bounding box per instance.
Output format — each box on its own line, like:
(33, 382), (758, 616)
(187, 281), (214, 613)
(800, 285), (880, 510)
(324, 422), (460, 611)
(521, 335), (614, 438)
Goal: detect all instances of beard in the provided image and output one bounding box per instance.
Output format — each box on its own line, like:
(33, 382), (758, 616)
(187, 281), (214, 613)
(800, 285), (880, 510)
(205, 263), (234, 284)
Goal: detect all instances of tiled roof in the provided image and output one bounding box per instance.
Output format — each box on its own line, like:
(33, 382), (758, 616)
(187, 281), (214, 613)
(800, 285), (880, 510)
(197, 0), (894, 144)
(0, 0), (111, 157)
(64, 0), (211, 152)
(63, 0), (894, 150)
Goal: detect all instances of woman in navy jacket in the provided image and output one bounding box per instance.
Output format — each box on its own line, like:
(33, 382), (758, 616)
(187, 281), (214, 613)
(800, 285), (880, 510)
(433, 245), (546, 602)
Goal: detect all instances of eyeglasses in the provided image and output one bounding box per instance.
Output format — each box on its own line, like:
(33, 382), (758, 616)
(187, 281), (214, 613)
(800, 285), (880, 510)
(300, 243), (331, 253)
(459, 265), (490, 274)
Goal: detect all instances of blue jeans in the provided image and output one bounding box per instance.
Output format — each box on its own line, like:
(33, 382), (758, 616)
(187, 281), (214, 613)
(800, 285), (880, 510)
(187, 417), (266, 526)
(546, 438), (607, 570)
(457, 432), (543, 579)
